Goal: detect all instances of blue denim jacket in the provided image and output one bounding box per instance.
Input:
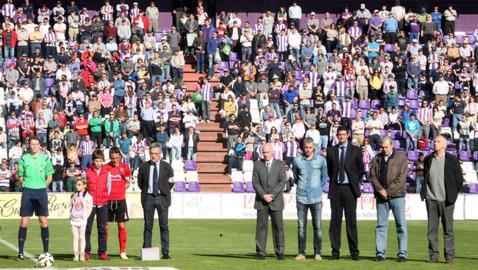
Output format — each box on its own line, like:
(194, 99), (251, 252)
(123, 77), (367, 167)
(293, 154), (328, 205)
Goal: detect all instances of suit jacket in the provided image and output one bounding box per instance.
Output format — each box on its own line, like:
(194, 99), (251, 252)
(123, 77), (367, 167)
(421, 153), (464, 205)
(31, 77), (45, 95)
(326, 143), (364, 198)
(252, 159), (287, 211)
(137, 160), (174, 207)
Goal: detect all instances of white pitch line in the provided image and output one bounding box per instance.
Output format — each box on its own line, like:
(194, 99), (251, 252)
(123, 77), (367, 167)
(0, 237), (37, 263)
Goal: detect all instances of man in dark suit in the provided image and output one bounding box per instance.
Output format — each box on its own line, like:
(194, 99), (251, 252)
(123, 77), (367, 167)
(421, 135), (463, 264)
(326, 127), (364, 260)
(138, 143), (174, 259)
(252, 143), (287, 260)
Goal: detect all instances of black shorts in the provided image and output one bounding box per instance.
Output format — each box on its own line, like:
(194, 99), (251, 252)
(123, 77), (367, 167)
(20, 188), (49, 217)
(108, 200), (129, 222)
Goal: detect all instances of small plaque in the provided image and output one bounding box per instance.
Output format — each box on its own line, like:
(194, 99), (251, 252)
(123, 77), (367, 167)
(141, 247), (161, 261)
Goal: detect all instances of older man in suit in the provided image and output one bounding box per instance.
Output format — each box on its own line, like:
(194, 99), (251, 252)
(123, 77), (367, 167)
(252, 143), (288, 260)
(138, 143), (174, 259)
(326, 127), (364, 260)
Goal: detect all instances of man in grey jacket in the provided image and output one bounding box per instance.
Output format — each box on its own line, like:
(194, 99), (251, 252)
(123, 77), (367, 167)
(370, 136), (408, 262)
(252, 143), (287, 260)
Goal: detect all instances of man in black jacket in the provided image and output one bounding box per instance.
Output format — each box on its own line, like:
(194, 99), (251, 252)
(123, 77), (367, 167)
(421, 135), (464, 264)
(138, 143), (174, 259)
(326, 127), (364, 260)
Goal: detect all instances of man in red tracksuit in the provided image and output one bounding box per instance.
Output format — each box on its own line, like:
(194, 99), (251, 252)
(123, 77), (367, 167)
(85, 149), (110, 260)
(106, 147), (132, 260)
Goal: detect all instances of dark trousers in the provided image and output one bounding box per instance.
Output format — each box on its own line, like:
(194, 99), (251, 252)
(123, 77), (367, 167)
(91, 132), (102, 148)
(329, 185), (359, 257)
(85, 206), (108, 254)
(143, 194), (170, 256)
(256, 207), (284, 256)
(426, 200), (455, 259)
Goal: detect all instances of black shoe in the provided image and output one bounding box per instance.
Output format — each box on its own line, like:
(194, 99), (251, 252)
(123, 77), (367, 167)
(351, 256), (360, 261)
(257, 254), (266, 260)
(398, 257), (407, 263)
(16, 253), (24, 261)
(330, 255), (340, 260)
(375, 256), (385, 261)
(277, 254), (285, 260)
(162, 254), (171, 259)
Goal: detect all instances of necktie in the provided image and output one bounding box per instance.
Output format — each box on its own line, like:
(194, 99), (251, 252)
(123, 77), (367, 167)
(152, 163), (159, 196)
(266, 161), (271, 172)
(338, 146), (346, 183)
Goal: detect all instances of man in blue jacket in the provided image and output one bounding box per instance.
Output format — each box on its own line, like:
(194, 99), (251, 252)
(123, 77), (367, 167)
(292, 137), (328, 261)
(207, 32), (220, 79)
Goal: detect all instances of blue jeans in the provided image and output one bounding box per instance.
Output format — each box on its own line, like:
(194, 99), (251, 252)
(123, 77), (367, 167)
(161, 64), (171, 81)
(196, 52), (205, 72)
(406, 133), (419, 151)
(375, 197), (408, 259)
(407, 76), (419, 90)
(187, 147), (195, 160)
(408, 32), (419, 43)
(297, 201), (323, 255)
(270, 102), (282, 118)
(172, 67), (184, 79)
(52, 181), (64, 192)
(81, 155), (92, 170)
(289, 48), (300, 62)
(320, 135), (328, 150)
(4, 47), (14, 59)
(241, 46), (252, 61)
(452, 114), (462, 135)
(37, 133), (47, 146)
(416, 176), (424, 193)
(171, 147), (181, 160)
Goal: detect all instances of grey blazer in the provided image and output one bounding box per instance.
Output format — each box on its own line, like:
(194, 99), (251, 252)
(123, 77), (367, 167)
(252, 159), (287, 211)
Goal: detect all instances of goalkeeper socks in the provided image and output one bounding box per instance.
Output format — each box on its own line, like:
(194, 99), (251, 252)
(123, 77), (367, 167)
(18, 227), (27, 254)
(41, 227), (49, 253)
(118, 226), (127, 253)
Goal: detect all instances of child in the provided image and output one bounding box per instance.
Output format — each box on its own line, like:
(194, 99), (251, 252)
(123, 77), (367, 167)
(51, 148), (65, 192)
(70, 178), (93, 261)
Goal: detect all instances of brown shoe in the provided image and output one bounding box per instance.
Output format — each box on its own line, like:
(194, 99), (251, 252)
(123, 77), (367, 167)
(446, 256), (453, 264)
(428, 257), (439, 263)
(294, 254), (306, 261)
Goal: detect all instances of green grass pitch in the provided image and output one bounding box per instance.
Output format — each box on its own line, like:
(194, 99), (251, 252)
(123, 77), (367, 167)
(0, 219), (477, 269)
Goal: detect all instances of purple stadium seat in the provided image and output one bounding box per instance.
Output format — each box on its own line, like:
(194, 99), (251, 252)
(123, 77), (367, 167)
(406, 90), (418, 100)
(155, 33), (163, 42)
(232, 182), (244, 193)
(184, 160), (197, 171)
(244, 182), (255, 193)
(381, 130), (389, 137)
(393, 140), (403, 150)
(174, 182), (187, 192)
(352, 99), (358, 109)
(409, 100), (420, 110)
(418, 90), (426, 99)
(390, 130), (401, 139)
(407, 151), (418, 161)
(398, 99), (406, 107)
(466, 183), (478, 194)
(359, 99), (370, 110)
(371, 99), (382, 110)
(188, 181), (200, 192)
(460, 151), (472, 161)
(467, 35), (475, 45)
(229, 52), (238, 62)
(295, 70), (303, 81)
(384, 43), (396, 53)
(473, 151), (478, 161)
(218, 61), (229, 71)
(442, 118), (450, 127)
(361, 183), (374, 193)
(455, 35), (465, 44)
(447, 149), (457, 156)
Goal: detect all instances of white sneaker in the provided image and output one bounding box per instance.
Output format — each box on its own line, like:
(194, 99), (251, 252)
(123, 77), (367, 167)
(120, 252), (128, 260)
(73, 254), (79, 261)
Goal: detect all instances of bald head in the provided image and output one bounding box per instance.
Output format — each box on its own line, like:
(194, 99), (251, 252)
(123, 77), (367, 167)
(263, 143), (273, 161)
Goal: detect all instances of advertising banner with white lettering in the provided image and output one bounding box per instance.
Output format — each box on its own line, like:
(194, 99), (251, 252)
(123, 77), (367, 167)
(0, 193), (473, 220)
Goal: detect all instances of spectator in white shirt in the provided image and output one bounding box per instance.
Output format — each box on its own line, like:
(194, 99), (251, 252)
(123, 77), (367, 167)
(288, 1), (302, 28)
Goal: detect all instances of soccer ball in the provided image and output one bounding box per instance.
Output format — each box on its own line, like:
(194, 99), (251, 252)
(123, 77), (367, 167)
(37, 253), (54, 268)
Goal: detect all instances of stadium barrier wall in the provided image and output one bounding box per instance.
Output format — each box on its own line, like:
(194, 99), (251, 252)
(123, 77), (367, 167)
(0, 193), (476, 220)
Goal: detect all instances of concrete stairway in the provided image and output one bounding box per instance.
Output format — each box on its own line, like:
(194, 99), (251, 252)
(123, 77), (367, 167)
(183, 61), (230, 192)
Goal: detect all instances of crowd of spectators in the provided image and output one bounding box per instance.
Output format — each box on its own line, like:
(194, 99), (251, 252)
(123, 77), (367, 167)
(0, 0), (476, 193)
